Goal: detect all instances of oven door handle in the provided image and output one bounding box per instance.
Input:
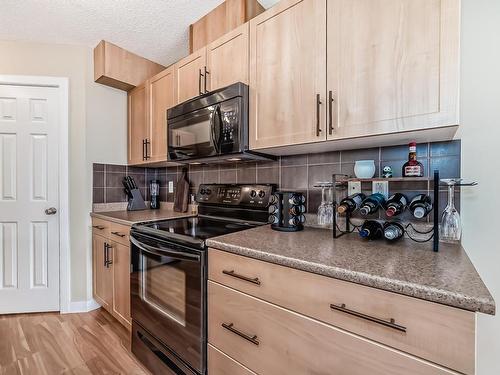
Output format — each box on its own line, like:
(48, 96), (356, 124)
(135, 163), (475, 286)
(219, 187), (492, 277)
(130, 236), (201, 262)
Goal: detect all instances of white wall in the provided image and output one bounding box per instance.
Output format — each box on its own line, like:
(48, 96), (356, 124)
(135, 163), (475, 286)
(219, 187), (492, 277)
(460, 0), (500, 373)
(0, 40), (127, 302)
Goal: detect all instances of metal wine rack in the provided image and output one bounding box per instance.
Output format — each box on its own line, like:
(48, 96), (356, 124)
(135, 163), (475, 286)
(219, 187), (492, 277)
(332, 171), (442, 252)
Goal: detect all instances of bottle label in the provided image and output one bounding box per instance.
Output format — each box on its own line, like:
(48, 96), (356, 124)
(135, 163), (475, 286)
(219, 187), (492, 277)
(404, 165), (422, 176)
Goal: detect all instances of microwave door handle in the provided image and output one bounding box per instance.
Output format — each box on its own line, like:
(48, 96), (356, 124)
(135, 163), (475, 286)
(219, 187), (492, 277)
(214, 105), (223, 152)
(130, 236), (201, 262)
(210, 106), (220, 154)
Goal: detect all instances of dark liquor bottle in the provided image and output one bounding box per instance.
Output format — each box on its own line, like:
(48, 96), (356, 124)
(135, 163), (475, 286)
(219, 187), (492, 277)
(359, 193), (386, 216)
(409, 194), (433, 219)
(359, 220), (384, 240)
(383, 222), (405, 241)
(402, 141), (424, 177)
(385, 193), (408, 217)
(337, 193), (366, 214)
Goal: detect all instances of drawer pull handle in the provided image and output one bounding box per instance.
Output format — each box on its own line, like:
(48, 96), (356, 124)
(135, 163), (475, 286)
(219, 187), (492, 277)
(330, 303), (407, 333)
(222, 270), (261, 285)
(92, 225), (105, 230)
(111, 231), (126, 238)
(222, 322), (259, 346)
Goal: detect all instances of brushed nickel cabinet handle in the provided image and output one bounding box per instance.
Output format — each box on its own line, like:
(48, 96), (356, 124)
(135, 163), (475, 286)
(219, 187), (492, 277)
(222, 270), (261, 285)
(316, 94), (322, 137)
(104, 243), (113, 268)
(111, 231), (126, 238)
(330, 303), (406, 333)
(199, 69), (204, 95)
(328, 90), (334, 135)
(222, 322), (259, 346)
(93, 225), (105, 230)
(204, 66), (209, 93)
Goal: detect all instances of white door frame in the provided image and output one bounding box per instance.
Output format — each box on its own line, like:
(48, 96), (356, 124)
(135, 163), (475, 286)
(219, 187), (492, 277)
(0, 75), (70, 313)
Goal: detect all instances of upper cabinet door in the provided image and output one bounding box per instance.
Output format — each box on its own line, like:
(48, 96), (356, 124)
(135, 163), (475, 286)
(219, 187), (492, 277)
(174, 48), (207, 103)
(206, 23), (250, 92)
(128, 83), (149, 165)
(149, 67), (176, 162)
(249, 0), (327, 150)
(327, 0), (460, 140)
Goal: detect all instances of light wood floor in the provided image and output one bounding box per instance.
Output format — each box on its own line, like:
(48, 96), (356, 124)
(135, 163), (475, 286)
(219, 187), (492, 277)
(0, 308), (150, 375)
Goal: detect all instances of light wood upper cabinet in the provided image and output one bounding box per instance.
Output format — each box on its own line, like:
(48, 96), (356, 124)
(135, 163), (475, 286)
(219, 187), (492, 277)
(112, 241), (131, 328)
(206, 23), (249, 92)
(174, 49), (207, 103)
(128, 83), (149, 165)
(326, 0), (460, 140)
(249, 0), (327, 150)
(149, 67), (176, 162)
(248, 0), (460, 151)
(92, 233), (113, 310)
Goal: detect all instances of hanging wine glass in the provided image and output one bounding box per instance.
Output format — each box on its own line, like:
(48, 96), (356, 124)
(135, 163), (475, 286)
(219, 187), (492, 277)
(315, 182), (334, 226)
(440, 179), (462, 242)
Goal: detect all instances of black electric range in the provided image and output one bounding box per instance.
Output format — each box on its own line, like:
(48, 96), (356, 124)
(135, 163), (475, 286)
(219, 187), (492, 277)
(129, 184), (274, 375)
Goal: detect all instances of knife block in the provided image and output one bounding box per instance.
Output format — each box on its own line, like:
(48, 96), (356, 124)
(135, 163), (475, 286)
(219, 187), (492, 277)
(127, 188), (147, 211)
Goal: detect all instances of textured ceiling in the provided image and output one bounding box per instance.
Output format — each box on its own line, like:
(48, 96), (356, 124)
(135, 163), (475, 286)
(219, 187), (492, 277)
(0, 0), (279, 66)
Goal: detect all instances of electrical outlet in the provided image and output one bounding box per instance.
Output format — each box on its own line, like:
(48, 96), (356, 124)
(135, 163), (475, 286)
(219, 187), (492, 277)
(348, 181), (362, 195)
(168, 180), (174, 193)
(372, 180), (389, 199)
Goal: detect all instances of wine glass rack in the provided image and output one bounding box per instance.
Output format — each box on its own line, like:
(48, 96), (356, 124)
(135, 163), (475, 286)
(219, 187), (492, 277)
(332, 171), (442, 251)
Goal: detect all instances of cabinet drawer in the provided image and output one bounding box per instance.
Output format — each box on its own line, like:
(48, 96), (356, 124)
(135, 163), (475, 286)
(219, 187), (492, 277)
(108, 222), (131, 246)
(208, 344), (256, 375)
(208, 281), (457, 375)
(92, 217), (111, 237)
(208, 249), (475, 374)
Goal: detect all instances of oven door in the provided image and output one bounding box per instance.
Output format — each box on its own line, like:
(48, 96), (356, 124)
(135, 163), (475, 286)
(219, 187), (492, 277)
(168, 97), (243, 161)
(130, 233), (206, 374)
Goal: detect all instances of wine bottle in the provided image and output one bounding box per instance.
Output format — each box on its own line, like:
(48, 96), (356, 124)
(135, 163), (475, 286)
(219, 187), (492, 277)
(385, 193), (408, 217)
(409, 194), (433, 219)
(359, 220), (384, 240)
(383, 222), (405, 241)
(402, 141), (424, 177)
(337, 193), (366, 214)
(359, 193), (386, 216)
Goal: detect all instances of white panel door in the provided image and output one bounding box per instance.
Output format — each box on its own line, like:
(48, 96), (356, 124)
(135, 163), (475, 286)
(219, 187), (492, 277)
(0, 84), (59, 313)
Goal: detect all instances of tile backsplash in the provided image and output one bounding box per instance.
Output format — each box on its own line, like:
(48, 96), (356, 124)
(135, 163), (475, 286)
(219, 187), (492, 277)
(93, 140), (460, 217)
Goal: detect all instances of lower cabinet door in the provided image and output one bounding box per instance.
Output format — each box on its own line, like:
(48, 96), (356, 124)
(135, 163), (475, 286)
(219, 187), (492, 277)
(208, 344), (256, 375)
(208, 282), (458, 375)
(112, 241), (131, 328)
(92, 234), (113, 310)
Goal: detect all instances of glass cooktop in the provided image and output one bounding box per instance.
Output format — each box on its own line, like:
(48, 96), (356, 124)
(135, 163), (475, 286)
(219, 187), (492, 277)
(134, 216), (259, 245)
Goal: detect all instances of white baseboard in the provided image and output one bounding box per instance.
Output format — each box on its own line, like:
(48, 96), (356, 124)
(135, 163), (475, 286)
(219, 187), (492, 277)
(64, 298), (101, 314)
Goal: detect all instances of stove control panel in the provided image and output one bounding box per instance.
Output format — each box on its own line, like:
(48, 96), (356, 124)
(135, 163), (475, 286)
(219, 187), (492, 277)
(196, 184), (275, 208)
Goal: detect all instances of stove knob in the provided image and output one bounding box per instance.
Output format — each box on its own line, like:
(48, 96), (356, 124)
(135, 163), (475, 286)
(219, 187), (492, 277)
(250, 190), (257, 198)
(205, 188), (212, 195)
(200, 188), (206, 195)
(258, 190), (266, 198)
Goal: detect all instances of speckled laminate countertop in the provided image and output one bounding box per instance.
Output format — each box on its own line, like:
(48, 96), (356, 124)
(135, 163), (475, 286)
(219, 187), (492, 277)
(206, 225), (495, 315)
(90, 208), (195, 226)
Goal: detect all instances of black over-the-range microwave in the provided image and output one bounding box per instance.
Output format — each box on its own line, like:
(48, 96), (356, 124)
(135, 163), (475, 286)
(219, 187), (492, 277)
(167, 82), (274, 163)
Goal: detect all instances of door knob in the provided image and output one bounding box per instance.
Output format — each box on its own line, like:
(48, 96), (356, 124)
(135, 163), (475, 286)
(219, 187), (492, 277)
(45, 207), (57, 215)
